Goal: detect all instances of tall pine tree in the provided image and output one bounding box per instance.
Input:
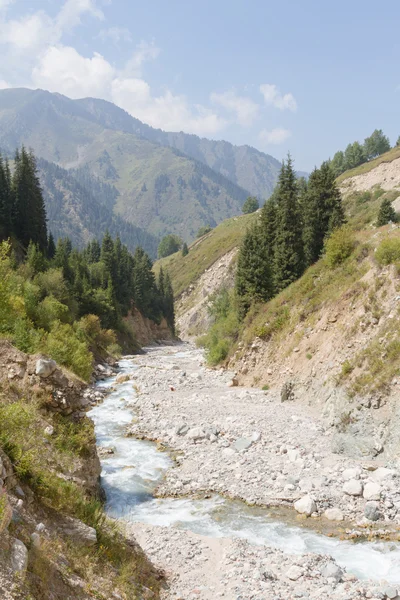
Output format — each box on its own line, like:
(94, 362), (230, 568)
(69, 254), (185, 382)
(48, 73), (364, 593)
(273, 156), (304, 292)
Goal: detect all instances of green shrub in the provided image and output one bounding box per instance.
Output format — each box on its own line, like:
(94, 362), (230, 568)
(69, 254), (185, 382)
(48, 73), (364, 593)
(198, 289), (239, 365)
(13, 317), (43, 354)
(375, 237), (400, 265)
(43, 321), (92, 380)
(324, 227), (357, 267)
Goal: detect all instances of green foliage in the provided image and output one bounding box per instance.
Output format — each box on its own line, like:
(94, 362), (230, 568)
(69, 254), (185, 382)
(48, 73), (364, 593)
(242, 196), (259, 214)
(331, 129), (391, 177)
(182, 242), (189, 256)
(157, 234), (182, 258)
(324, 226), (356, 267)
(273, 155), (304, 292)
(302, 161), (345, 267)
(376, 198), (396, 227)
(364, 129), (391, 160)
(397, 136), (400, 147)
(375, 237), (400, 265)
(43, 321), (93, 380)
(197, 225), (213, 238)
(198, 289), (239, 365)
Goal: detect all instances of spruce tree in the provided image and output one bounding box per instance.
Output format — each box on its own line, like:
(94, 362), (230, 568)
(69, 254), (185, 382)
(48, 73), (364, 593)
(0, 155), (12, 240)
(182, 242), (189, 256)
(273, 156), (304, 292)
(377, 198), (396, 226)
(302, 162), (344, 267)
(164, 271), (175, 334)
(235, 223), (274, 319)
(12, 147), (47, 250)
(47, 232), (56, 259)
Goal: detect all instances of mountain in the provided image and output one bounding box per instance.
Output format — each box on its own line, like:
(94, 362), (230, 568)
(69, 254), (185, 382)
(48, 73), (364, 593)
(38, 158), (159, 256)
(0, 88), (252, 241)
(0, 88), (282, 242)
(75, 97), (283, 199)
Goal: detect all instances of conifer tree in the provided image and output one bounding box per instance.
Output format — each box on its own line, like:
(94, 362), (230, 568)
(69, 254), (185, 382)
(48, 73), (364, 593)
(377, 198), (396, 226)
(235, 223), (274, 319)
(47, 232), (56, 259)
(0, 155), (12, 240)
(302, 162), (344, 267)
(273, 156), (304, 292)
(182, 242), (189, 256)
(163, 272), (175, 334)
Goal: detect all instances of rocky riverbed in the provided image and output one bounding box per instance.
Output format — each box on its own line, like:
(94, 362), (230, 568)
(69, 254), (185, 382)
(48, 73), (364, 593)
(92, 344), (400, 600)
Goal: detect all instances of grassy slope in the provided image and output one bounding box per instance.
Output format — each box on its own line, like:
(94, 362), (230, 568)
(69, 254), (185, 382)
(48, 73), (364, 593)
(155, 212), (258, 297)
(337, 146), (400, 184)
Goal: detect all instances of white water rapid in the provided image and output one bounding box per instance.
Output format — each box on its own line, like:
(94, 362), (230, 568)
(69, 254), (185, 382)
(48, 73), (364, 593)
(88, 356), (400, 585)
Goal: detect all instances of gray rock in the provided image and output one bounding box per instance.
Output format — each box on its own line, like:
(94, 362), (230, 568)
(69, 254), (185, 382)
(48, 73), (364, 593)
(286, 565), (303, 580)
(62, 517), (97, 546)
(343, 479), (363, 496)
(10, 539), (28, 575)
(364, 501), (383, 521)
(294, 496), (317, 516)
(384, 587), (398, 600)
(234, 438), (253, 452)
(363, 482), (381, 500)
(187, 427), (206, 441)
(321, 562), (343, 582)
(44, 425), (54, 436)
(35, 358), (57, 378)
(14, 486), (25, 499)
(31, 532), (41, 549)
(175, 424), (189, 436)
(324, 507), (344, 521)
(281, 381), (294, 402)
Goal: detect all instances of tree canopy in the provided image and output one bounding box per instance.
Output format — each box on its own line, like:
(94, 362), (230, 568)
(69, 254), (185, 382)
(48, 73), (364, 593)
(157, 234), (182, 258)
(242, 196), (259, 214)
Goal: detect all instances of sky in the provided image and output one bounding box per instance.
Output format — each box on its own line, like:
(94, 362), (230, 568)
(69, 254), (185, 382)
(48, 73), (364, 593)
(0, 0), (399, 171)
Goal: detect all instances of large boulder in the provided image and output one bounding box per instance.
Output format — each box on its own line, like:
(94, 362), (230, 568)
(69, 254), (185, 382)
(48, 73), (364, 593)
(294, 496), (317, 516)
(323, 507), (344, 521)
(363, 482), (381, 500)
(343, 479), (363, 496)
(234, 437), (253, 452)
(320, 562), (343, 582)
(187, 427), (206, 442)
(364, 501), (382, 521)
(35, 358), (57, 378)
(10, 539), (28, 575)
(61, 517), (97, 546)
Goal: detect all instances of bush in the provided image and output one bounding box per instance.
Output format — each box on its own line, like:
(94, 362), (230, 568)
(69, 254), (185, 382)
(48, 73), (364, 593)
(43, 321), (93, 380)
(197, 225), (212, 238)
(197, 289), (239, 365)
(242, 196), (259, 214)
(375, 237), (400, 265)
(324, 227), (356, 268)
(157, 234), (182, 258)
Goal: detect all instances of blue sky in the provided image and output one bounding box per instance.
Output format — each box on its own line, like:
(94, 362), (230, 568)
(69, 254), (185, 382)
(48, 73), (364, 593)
(0, 0), (399, 171)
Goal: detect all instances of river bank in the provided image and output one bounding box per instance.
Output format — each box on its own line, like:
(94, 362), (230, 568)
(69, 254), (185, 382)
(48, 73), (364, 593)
(89, 344), (400, 600)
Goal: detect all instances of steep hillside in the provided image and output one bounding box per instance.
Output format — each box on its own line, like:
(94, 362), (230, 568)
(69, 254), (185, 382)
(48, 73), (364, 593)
(77, 97), (283, 199)
(155, 212), (257, 336)
(0, 88), (265, 241)
(38, 159), (159, 256)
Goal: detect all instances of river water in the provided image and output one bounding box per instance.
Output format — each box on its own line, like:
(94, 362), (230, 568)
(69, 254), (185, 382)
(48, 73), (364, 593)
(88, 356), (400, 584)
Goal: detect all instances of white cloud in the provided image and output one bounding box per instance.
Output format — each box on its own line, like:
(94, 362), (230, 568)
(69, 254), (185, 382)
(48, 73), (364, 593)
(32, 45), (114, 98)
(259, 128), (291, 144)
(2, 12), (57, 52)
(98, 26), (132, 44)
(123, 41), (160, 77)
(56, 0), (104, 31)
(0, 0), (13, 10)
(111, 78), (227, 135)
(0, 79), (10, 89)
(210, 90), (259, 126)
(260, 83), (297, 112)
